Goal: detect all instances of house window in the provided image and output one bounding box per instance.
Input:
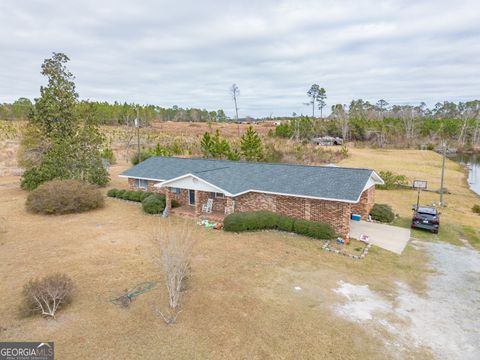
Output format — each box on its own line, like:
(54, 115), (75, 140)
(136, 179), (148, 190)
(211, 192), (224, 198)
(171, 187), (181, 194)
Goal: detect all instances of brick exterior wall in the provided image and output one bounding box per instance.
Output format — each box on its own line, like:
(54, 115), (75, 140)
(234, 192), (352, 236)
(128, 178), (165, 194)
(309, 199), (351, 237)
(170, 188), (189, 205)
(234, 192), (277, 213)
(351, 186), (375, 219)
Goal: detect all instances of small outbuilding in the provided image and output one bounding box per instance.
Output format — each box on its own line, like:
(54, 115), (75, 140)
(312, 136), (344, 146)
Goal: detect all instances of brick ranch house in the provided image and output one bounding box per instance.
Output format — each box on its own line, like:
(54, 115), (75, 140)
(120, 157), (384, 236)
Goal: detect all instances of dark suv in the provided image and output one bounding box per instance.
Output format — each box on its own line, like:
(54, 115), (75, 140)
(411, 207), (440, 233)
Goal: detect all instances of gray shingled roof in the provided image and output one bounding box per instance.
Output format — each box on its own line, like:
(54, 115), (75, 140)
(120, 157), (380, 202)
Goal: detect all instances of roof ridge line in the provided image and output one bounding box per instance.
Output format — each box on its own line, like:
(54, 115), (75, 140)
(193, 166), (232, 174)
(152, 156), (374, 172)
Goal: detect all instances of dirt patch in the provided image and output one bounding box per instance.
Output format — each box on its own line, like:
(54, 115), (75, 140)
(332, 240), (480, 360)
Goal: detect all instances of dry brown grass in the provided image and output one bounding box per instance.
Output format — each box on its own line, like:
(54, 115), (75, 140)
(339, 147), (480, 246)
(149, 120), (275, 137)
(0, 165), (432, 359)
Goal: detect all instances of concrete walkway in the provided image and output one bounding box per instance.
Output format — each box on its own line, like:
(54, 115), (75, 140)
(349, 220), (410, 254)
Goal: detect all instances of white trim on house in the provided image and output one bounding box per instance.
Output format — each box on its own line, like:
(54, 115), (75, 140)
(232, 189), (361, 204)
(129, 171), (383, 205)
(118, 174), (165, 182)
(370, 170), (384, 185)
(232, 172), (383, 204)
(362, 177), (377, 192)
(154, 173), (233, 195)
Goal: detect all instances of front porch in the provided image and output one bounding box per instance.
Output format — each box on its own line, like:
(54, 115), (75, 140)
(171, 205), (226, 223)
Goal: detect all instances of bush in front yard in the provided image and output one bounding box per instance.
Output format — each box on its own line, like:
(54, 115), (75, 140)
(140, 192), (154, 201)
(142, 194), (166, 214)
(293, 219), (336, 239)
(126, 191), (142, 202)
(107, 189), (179, 209)
(107, 188), (118, 197)
(116, 189), (127, 199)
(369, 203), (395, 223)
(224, 211), (334, 239)
(26, 179), (104, 215)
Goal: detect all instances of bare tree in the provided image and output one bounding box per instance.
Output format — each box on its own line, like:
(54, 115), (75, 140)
(230, 84), (240, 121)
(331, 104), (349, 141)
(398, 106), (417, 145)
(230, 84), (240, 136)
(154, 220), (196, 324)
(21, 273), (75, 319)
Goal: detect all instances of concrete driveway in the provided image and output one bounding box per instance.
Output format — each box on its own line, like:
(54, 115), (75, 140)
(349, 221), (410, 254)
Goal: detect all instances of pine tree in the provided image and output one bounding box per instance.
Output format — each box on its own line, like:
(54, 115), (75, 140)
(20, 53), (109, 190)
(200, 132), (213, 158)
(201, 130), (233, 159)
(240, 126), (263, 161)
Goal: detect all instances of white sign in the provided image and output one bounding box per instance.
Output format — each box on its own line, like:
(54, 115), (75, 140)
(413, 180), (427, 190)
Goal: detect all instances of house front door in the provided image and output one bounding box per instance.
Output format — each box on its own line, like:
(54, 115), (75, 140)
(188, 190), (195, 205)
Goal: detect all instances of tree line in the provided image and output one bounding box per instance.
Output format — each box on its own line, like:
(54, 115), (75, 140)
(1, 99), (228, 125)
(275, 93), (480, 148)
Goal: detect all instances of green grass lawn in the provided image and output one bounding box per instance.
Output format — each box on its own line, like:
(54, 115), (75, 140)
(393, 216), (480, 249)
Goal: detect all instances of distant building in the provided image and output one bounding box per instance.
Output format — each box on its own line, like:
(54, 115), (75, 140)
(312, 136), (344, 146)
(235, 116), (256, 124)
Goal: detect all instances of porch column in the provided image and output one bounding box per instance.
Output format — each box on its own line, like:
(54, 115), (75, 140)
(225, 197), (235, 215)
(194, 190), (201, 216)
(165, 187), (172, 211)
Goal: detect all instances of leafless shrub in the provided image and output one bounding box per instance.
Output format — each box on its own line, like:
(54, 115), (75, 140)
(21, 273), (75, 319)
(153, 220), (196, 324)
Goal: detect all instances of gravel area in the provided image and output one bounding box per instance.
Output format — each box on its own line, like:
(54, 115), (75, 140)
(333, 240), (480, 359)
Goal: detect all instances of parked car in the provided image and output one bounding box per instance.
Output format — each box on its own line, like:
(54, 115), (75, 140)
(411, 207), (440, 233)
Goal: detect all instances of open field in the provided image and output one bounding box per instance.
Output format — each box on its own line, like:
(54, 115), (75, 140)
(339, 147), (480, 249)
(0, 120), (347, 174)
(0, 166), (436, 359)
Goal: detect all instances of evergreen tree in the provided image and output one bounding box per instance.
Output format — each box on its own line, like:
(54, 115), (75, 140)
(20, 53), (109, 190)
(200, 132), (213, 158)
(240, 126), (263, 161)
(317, 88), (327, 118)
(210, 130), (231, 158)
(227, 148), (241, 161)
(201, 130), (232, 159)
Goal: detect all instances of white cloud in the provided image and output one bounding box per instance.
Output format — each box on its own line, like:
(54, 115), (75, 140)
(0, 0), (479, 117)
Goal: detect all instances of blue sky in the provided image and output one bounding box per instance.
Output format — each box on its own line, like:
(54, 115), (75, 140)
(1, 0), (479, 117)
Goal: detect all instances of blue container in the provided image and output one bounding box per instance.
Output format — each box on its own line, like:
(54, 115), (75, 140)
(351, 214), (361, 221)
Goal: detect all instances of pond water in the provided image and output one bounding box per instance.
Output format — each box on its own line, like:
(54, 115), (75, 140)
(449, 154), (480, 196)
